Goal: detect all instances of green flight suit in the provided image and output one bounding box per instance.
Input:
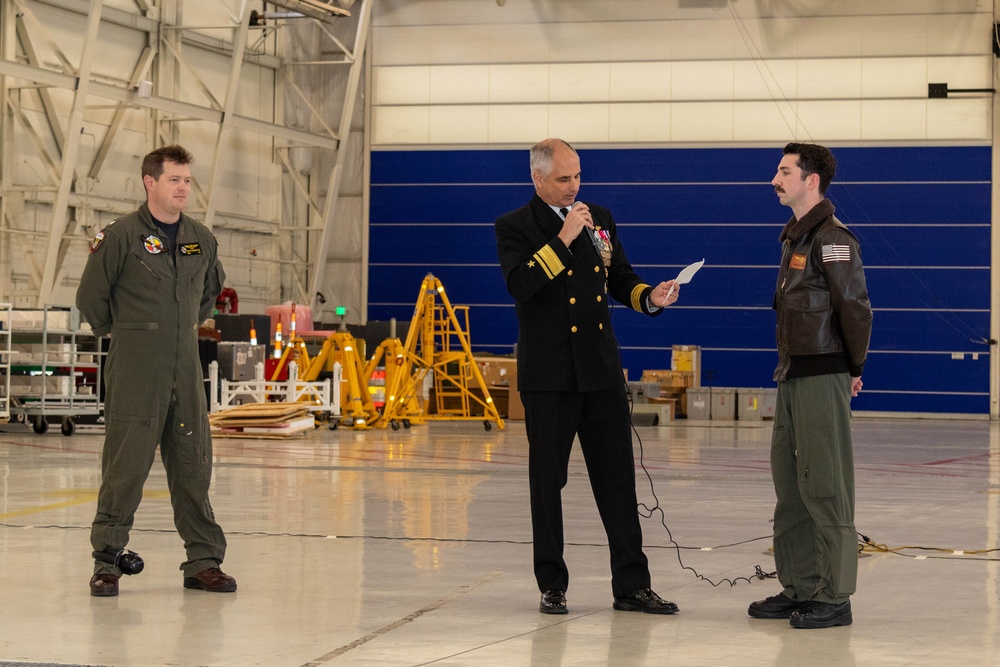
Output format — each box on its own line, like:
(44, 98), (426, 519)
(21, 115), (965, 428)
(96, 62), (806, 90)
(77, 202), (228, 578)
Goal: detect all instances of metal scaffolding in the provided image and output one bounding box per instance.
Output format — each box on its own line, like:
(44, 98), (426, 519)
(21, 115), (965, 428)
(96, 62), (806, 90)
(0, 0), (370, 316)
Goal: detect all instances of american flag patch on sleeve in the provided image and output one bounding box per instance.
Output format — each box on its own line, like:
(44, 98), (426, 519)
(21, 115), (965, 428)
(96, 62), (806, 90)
(822, 244), (851, 263)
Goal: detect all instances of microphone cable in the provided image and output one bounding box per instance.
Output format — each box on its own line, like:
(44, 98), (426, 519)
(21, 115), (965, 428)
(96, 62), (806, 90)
(608, 298), (776, 587)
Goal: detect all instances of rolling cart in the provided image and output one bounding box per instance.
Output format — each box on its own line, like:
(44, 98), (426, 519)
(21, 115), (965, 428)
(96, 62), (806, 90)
(7, 305), (103, 435)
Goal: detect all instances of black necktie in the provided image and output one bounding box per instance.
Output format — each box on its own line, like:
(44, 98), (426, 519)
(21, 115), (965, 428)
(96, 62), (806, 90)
(559, 207), (569, 218)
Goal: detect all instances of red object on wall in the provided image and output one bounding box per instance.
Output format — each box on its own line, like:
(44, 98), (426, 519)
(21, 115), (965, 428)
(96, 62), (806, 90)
(216, 287), (239, 314)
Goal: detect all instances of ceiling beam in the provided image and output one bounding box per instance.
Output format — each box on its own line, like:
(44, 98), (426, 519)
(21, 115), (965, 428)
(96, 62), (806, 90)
(32, 0), (282, 69)
(0, 58), (340, 150)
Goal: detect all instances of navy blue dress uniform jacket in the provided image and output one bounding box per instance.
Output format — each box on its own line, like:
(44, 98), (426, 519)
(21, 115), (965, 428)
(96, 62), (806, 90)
(496, 194), (661, 393)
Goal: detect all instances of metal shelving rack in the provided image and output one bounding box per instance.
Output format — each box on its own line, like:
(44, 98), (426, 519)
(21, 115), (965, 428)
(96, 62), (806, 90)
(8, 305), (102, 435)
(0, 303), (11, 421)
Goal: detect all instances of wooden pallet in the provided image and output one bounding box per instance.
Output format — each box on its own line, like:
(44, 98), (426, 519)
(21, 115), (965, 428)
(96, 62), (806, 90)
(210, 403), (314, 438)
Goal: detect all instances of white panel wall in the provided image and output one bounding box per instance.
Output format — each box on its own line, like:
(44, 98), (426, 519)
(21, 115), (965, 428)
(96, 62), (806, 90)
(371, 1), (993, 146)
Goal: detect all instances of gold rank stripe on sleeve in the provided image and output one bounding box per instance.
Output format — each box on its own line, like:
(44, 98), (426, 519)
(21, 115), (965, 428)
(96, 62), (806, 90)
(532, 244), (564, 280)
(631, 284), (651, 311)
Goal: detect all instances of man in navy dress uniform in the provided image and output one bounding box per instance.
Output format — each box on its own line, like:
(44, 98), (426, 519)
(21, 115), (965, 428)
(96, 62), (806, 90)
(496, 138), (681, 615)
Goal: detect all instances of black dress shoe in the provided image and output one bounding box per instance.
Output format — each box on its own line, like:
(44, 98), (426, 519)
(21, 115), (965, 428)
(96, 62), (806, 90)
(790, 600), (852, 629)
(748, 592), (809, 619)
(183, 567), (237, 592)
(612, 588), (679, 614)
(90, 572), (119, 597)
(539, 589), (567, 614)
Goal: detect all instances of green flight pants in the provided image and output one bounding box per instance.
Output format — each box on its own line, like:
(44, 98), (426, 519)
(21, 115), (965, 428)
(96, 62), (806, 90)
(91, 333), (227, 578)
(770, 373), (857, 603)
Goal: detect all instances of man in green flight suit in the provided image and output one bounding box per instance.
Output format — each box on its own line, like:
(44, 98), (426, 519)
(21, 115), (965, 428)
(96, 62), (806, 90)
(77, 145), (236, 597)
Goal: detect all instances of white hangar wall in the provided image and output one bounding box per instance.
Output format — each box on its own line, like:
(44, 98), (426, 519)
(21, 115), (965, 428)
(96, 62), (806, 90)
(370, 0), (991, 146)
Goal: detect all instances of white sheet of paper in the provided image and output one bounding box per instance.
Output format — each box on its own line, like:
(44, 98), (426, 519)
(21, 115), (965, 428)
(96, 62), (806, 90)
(674, 258), (705, 285)
(664, 259), (704, 302)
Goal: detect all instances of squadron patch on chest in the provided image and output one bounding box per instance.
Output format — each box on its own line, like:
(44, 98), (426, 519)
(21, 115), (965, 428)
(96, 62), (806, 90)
(89, 231), (106, 253)
(179, 242), (202, 255)
(789, 253), (807, 270)
(143, 234), (165, 254)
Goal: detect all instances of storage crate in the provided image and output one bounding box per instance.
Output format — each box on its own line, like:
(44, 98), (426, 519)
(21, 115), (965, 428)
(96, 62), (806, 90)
(710, 387), (736, 420)
(627, 381), (660, 404)
(217, 342), (265, 382)
(686, 387), (711, 420)
(738, 387), (777, 421)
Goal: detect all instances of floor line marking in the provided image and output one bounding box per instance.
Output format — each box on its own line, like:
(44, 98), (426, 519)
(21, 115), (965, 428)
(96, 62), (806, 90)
(301, 569), (504, 666)
(0, 489), (169, 520)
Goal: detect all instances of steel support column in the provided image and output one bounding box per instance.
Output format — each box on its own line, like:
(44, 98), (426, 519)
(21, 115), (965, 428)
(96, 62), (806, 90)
(202, 0), (252, 230)
(308, 0), (371, 311)
(35, 0), (105, 306)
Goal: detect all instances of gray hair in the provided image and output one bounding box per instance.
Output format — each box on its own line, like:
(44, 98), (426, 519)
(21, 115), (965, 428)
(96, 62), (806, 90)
(529, 138), (576, 178)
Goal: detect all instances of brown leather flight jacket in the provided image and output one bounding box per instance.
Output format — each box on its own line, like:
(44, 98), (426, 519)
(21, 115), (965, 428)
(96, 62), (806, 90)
(772, 199), (873, 383)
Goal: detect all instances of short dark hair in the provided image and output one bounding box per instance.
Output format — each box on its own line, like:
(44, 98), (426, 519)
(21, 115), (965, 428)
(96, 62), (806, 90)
(141, 145), (194, 180)
(783, 142), (837, 194)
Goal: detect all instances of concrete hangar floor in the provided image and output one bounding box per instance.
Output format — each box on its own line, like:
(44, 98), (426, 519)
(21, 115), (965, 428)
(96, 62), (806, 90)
(0, 416), (997, 666)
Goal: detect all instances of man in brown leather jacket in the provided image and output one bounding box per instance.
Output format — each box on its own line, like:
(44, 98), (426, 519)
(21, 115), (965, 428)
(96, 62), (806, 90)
(748, 143), (872, 629)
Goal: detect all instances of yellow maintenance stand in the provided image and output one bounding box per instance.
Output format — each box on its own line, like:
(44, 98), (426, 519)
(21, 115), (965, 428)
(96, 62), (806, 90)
(269, 331), (378, 429)
(377, 273), (504, 431)
(266, 274), (503, 431)
(364, 337), (425, 429)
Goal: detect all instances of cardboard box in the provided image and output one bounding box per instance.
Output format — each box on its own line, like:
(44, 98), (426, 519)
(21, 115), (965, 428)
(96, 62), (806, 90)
(641, 369), (694, 389)
(474, 356), (517, 388)
(504, 385), (524, 420)
(472, 357), (522, 419)
(671, 345), (701, 387)
(483, 384), (524, 420)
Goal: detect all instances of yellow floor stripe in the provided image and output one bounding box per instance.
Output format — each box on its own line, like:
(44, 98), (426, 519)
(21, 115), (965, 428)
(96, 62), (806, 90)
(0, 489), (169, 520)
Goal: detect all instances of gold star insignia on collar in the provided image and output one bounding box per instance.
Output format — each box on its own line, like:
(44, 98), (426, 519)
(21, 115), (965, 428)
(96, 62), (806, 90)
(527, 260), (536, 268)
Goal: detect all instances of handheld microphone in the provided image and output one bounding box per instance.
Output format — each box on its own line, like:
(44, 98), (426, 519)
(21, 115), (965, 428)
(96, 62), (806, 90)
(571, 201), (602, 256)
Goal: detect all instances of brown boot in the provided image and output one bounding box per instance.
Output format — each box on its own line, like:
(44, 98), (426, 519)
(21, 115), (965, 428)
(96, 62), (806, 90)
(183, 567), (237, 592)
(90, 572), (120, 597)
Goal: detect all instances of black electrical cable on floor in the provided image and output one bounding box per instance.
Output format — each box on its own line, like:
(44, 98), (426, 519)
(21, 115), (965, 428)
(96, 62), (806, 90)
(608, 304), (1000, 584)
(626, 388), (776, 586)
(0, 521), (775, 552)
(6, 522), (996, 566)
(609, 301), (775, 587)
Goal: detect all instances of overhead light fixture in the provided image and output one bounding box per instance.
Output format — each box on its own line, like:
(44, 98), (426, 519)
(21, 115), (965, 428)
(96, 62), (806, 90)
(928, 82), (996, 99)
(250, 0), (351, 25)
